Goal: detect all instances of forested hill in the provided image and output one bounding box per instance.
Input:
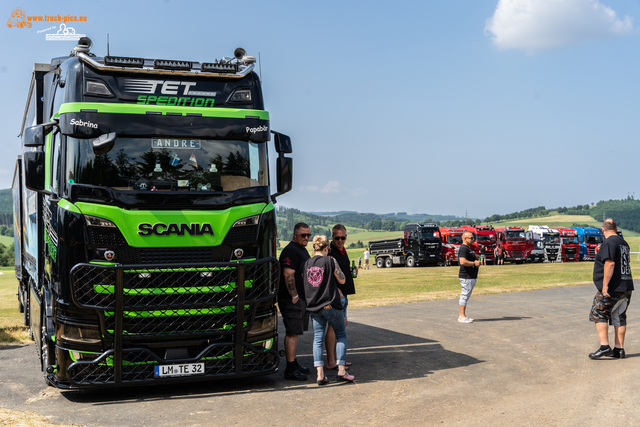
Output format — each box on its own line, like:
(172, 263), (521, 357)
(0, 189), (11, 213)
(590, 199), (640, 233)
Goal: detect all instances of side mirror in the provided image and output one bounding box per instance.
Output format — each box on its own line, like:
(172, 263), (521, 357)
(24, 151), (45, 191)
(277, 157), (293, 194)
(271, 156), (292, 203)
(272, 131), (292, 154)
(23, 120), (58, 148)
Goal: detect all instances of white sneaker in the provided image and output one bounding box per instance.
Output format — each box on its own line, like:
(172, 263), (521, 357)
(458, 317), (474, 323)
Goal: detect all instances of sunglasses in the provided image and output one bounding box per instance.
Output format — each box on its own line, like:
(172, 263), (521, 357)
(297, 233), (311, 238)
(334, 236), (347, 241)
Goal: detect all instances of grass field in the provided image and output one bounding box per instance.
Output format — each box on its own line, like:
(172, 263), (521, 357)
(0, 235), (13, 247)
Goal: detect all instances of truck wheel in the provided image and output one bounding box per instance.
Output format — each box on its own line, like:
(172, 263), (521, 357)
(406, 256), (415, 268)
(376, 257), (384, 269)
(384, 258), (393, 268)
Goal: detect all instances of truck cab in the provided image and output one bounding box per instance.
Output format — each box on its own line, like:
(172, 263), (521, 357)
(439, 226), (464, 265)
(403, 223), (442, 266)
(464, 225), (497, 264)
(570, 227), (603, 260)
(495, 227), (529, 264)
(555, 228), (580, 262)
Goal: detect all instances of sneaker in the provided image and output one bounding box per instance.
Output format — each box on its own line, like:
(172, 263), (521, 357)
(284, 369), (308, 381)
(458, 317), (474, 323)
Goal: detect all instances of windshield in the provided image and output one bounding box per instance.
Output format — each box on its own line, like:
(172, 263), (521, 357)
(65, 137), (268, 191)
(421, 232), (440, 240)
(476, 234), (496, 242)
(585, 235), (603, 244)
(562, 237), (578, 245)
(448, 235), (463, 244)
(505, 231), (525, 239)
(545, 235), (560, 244)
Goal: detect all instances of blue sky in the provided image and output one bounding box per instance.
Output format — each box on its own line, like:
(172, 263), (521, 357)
(1, 0), (638, 218)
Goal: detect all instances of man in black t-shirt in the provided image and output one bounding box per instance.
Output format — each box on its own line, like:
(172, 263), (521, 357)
(589, 219), (634, 359)
(458, 232), (480, 323)
(279, 223), (311, 380)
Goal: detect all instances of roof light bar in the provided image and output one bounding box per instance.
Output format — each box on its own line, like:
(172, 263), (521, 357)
(201, 62), (238, 73)
(104, 56), (144, 68)
(154, 59), (193, 70)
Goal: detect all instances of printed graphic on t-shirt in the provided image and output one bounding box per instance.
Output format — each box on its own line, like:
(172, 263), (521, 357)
(306, 266), (324, 287)
(281, 257), (292, 267)
(620, 245), (632, 279)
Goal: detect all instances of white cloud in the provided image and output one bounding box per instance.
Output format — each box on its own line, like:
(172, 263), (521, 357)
(320, 181), (341, 194)
(351, 187), (368, 196)
(299, 181), (342, 194)
(485, 0), (634, 52)
(299, 184), (320, 193)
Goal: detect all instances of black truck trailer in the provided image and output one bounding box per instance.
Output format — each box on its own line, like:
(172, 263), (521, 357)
(369, 223), (442, 268)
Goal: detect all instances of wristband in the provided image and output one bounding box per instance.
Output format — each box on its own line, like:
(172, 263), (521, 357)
(292, 295), (299, 299)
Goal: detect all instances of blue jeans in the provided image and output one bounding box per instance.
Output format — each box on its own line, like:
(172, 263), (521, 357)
(310, 308), (347, 367)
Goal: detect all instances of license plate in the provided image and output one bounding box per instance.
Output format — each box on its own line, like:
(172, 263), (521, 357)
(154, 363), (205, 378)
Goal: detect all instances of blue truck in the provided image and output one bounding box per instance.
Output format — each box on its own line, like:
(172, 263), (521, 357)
(570, 227), (603, 261)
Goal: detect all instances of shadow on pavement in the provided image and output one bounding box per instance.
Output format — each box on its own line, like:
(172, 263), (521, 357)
(473, 316), (532, 322)
(59, 321), (482, 404)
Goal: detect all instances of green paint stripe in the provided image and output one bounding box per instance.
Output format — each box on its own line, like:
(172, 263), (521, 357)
(93, 281), (253, 295)
(103, 306), (247, 318)
(58, 102), (269, 120)
(57, 199), (82, 214)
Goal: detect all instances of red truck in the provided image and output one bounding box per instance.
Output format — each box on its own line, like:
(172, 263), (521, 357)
(463, 225), (498, 264)
(495, 226), (532, 264)
(555, 228), (580, 262)
(439, 227), (465, 265)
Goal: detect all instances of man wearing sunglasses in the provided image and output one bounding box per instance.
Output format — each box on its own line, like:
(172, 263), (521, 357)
(279, 223), (312, 380)
(325, 224), (356, 370)
(458, 231), (480, 323)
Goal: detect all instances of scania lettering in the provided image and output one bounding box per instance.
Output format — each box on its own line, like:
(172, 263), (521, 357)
(13, 40), (294, 388)
(137, 223), (215, 236)
(370, 223), (442, 268)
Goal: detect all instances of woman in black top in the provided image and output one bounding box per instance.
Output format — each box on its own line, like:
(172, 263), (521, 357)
(303, 235), (355, 385)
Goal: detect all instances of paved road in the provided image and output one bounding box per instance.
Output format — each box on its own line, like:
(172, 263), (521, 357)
(1, 284), (638, 426)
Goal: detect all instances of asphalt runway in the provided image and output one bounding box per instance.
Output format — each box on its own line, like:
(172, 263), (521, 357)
(1, 284), (638, 426)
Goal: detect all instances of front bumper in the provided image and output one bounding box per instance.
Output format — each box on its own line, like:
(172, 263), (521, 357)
(53, 258), (280, 388)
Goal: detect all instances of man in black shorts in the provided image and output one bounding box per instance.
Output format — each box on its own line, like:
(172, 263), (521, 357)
(279, 223), (311, 380)
(588, 219), (634, 359)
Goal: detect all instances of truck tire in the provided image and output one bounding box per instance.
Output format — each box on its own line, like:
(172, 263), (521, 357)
(406, 256), (415, 268)
(384, 258), (393, 268)
(376, 257), (384, 269)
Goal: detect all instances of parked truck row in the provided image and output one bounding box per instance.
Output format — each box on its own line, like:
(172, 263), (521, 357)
(369, 222), (605, 268)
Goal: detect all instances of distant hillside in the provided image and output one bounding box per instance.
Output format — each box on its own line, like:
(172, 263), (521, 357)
(0, 189), (11, 214)
(309, 210), (467, 222)
(590, 199), (640, 234)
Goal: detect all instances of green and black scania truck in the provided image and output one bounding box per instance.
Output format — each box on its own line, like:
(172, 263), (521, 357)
(13, 37), (293, 388)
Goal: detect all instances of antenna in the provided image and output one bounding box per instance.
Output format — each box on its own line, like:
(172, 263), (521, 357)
(107, 34), (109, 56)
(259, 52), (262, 81)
